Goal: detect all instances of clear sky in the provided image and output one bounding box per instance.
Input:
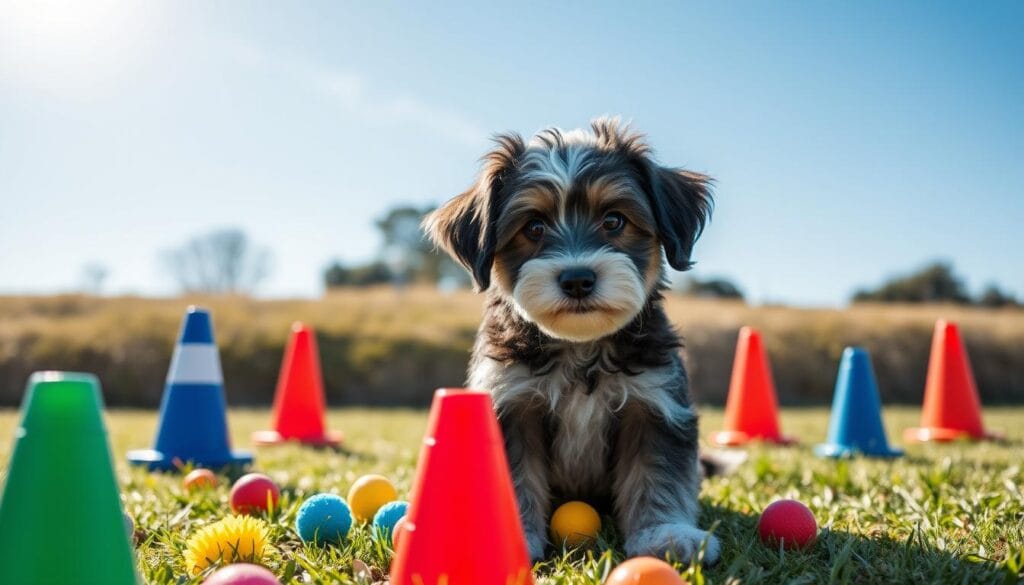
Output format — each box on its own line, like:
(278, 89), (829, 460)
(1, 1), (1021, 305)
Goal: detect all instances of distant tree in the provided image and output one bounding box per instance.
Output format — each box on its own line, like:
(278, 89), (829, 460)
(853, 261), (970, 304)
(375, 205), (468, 286)
(79, 262), (109, 295)
(977, 283), (1018, 308)
(323, 260), (394, 288)
(677, 275), (745, 300)
(376, 205), (439, 283)
(161, 228), (271, 294)
(322, 204), (471, 290)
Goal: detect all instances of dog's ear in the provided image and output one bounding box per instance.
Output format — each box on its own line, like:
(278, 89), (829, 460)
(643, 166), (713, 271)
(424, 133), (525, 290)
(591, 117), (713, 271)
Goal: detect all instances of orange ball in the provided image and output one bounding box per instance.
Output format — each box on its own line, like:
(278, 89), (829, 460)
(605, 557), (687, 585)
(550, 501), (601, 547)
(183, 468), (217, 491)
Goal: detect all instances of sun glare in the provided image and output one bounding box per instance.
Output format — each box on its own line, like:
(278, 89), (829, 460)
(0, 0), (158, 95)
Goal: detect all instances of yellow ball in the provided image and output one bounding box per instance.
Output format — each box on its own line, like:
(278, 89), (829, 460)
(347, 474), (398, 522)
(550, 501), (601, 547)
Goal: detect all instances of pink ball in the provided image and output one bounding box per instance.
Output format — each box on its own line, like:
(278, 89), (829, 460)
(757, 499), (817, 549)
(202, 563), (281, 585)
(392, 515), (410, 549)
(230, 473), (280, 515)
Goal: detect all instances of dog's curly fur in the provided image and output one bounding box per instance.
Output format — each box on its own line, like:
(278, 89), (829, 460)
(424, 117), (719, 563)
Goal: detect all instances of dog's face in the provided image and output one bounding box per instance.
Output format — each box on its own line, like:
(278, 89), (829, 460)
(427, 118), (712, 342)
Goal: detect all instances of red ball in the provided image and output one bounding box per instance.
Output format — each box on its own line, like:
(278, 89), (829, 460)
(202, 563), (281, 584)
(230, 473), (280, 515)
(757, 499), (817, 549)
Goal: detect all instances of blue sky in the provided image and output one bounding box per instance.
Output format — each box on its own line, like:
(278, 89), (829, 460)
(1, 1), (1021, 305)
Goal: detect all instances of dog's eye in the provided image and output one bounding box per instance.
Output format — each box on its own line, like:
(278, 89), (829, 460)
(602, 212), (626, 234)
(523, 219), (546, 242)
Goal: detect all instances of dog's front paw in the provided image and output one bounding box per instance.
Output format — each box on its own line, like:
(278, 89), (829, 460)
(625, 523), (720, 565)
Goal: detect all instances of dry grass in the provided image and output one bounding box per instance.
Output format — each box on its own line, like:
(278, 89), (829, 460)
(1, 289), (1022, 407)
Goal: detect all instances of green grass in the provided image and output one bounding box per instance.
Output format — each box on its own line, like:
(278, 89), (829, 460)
(0, 407), (1022, 584)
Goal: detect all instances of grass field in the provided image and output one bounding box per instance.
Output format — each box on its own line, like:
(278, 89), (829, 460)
(1, 406), (1021, 584)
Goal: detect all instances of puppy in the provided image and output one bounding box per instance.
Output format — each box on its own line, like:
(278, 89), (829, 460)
(424, 117), (719, 563)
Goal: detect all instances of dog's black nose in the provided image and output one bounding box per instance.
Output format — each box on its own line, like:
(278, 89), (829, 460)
(558, 268), (597, 299)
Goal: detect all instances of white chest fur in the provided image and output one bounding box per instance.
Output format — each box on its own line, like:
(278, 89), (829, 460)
(474, 349), (693, 498)
(548, 386), (612, 496)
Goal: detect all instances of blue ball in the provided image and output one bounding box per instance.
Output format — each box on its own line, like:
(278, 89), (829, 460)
(372, 500), (409, 540)
(296, 493), (353, 545)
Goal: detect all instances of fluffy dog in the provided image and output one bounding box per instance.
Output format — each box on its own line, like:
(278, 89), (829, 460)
(424, 118), (719, 563)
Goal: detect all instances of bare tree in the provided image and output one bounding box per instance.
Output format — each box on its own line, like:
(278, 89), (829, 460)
(79, 262), (109, 295)
(161, 228), (271, 294)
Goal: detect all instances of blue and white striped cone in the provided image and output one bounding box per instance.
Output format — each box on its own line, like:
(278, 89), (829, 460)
(127, 306), (252, 470)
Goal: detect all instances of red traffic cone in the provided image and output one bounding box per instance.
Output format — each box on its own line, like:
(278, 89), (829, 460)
(709, 327), (796, 446)
(390, 389), (533, 585)
(904, 320), (1002, 443)
(252, 323), (342, 447)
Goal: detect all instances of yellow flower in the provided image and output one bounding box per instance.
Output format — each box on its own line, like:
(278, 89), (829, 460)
(184, 515), (271, 574)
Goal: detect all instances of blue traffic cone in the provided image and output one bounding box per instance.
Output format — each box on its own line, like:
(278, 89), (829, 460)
(127, 306), (252, 470)
(815, 347), (903, 458)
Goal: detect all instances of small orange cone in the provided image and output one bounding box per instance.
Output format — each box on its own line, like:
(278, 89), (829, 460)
(709, 327), (796, 446)
(904, 320), (1002, 443)
(252, 323), (342, 447)
(390, 389), (533, 585)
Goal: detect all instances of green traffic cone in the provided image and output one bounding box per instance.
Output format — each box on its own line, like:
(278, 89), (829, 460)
(0, 372), (138, 585)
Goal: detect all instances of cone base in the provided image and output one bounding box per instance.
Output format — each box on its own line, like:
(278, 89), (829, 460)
(709, 430), (798, 447)
(251, 429), (343, 447)
(903, 427), (1004, 443)
(814, 442), (903, 459)
(126, 448), (253, 471)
